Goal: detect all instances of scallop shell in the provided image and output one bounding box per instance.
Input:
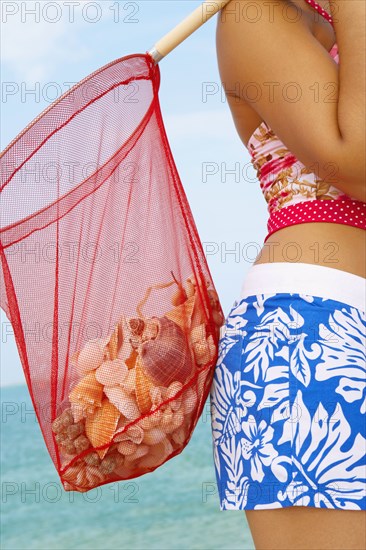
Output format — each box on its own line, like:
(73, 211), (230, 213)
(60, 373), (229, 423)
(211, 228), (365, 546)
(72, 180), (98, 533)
(85, 398), (121, 459)
(117, 440), (138, 455)
(103, 385), (140, 420)
(140, 316), (194, 387)
(114, 424), (144, 444)
(69, 371), (104, 413)
(142, 427), (167, 446)
(171, 425), (187, 446)
(95, 359), (128, 386)
(85, 464), (105, 486)
(164, 294), (195, 331)
(135, 354), (153, 414)
(137, 409), (163, 430)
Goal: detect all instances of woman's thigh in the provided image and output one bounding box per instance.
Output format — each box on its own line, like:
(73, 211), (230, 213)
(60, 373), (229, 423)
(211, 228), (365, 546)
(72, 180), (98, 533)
(245, 507), (366, 550)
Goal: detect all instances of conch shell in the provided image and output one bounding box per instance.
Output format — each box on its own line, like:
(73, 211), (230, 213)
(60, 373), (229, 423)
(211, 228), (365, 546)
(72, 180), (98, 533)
(85, 398), (121, 459)
(139, 316), (194, 387)
(68, 371), (104, 418)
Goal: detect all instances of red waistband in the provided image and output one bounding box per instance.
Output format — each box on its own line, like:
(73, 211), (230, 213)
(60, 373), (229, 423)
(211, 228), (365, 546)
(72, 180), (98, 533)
(264, 198), (366, 242)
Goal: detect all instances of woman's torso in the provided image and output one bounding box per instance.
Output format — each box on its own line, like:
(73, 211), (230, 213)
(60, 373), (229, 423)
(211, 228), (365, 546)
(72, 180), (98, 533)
(227, 0), (366, 278)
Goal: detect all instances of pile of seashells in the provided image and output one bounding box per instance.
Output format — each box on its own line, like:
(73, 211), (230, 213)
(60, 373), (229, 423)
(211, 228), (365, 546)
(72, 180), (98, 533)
(52, 272), (224, 492)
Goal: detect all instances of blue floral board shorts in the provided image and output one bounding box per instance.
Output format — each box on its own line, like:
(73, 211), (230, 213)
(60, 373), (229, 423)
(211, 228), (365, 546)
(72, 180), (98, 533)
(209, 262), (366, 511)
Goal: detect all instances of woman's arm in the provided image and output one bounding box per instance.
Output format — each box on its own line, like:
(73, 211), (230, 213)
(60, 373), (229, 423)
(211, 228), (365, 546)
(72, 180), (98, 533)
(217, 0), (365, 200)
(329, 0), (365, 191)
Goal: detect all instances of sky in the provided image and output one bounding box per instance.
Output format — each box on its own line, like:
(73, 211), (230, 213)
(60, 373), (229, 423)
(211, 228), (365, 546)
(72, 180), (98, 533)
(0, 0), (268, 387)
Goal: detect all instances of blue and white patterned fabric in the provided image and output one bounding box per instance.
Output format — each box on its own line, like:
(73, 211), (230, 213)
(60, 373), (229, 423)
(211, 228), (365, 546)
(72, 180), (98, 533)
(210, 291), (366, 510)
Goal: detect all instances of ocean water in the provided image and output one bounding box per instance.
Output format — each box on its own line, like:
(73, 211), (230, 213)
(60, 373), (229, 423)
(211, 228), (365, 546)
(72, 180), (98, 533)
(0, 384), (254, 550)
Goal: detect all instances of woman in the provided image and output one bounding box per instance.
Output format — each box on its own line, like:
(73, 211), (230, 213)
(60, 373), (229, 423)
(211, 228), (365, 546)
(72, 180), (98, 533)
(209, 0), (366, 548)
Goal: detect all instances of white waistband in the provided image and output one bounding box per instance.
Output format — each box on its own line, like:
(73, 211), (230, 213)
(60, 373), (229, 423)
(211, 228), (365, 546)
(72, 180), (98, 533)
(239, 262), (366, 312)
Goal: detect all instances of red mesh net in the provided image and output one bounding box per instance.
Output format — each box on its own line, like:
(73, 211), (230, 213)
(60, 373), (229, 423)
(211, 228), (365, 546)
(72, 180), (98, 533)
(0, 53), (224, 492)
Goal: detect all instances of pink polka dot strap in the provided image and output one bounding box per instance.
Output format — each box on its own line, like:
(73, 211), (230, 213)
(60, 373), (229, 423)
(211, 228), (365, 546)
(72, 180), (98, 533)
(264, 199), (366, 242)
(304, 0), (334, 26)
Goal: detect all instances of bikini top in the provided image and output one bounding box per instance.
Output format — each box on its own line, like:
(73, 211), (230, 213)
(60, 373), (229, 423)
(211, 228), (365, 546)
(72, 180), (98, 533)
(247, 0), (366, 242)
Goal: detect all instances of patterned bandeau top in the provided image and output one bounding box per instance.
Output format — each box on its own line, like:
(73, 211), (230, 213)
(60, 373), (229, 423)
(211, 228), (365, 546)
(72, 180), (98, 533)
(247, 41), (366, 242)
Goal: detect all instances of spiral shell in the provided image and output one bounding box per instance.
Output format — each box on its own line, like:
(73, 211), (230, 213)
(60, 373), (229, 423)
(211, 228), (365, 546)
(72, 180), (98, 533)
(68, 371), (104, 417)
(85, 398), (121, 459)
(139, 316), (194, 387)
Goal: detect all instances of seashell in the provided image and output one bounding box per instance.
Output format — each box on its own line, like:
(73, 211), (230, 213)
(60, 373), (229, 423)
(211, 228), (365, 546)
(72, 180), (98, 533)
(124, 443), (150, 462)
(190, 293), (206, 331)
(70, 402), (90, 423)
(166, 381), (183, 411)
(95, 359), (128, 386)
(104, 386), (140, 420)
(160, 407), (174, 431)
(190, 323), (206, 344)
(182, 386), (198, 415)
(117, 440), (138, 455)
(63, 462), (84, 485)
(84, 451), (101, 467)
(75, 337), (109, 375)
(142, 427), (166, 446)
(161, 409), (184, 434)
(135, 354), (153, 414)
(137, 437), (174, 470)
(141, 318), (159, 342)
(170, 410), (184, 431)
(122, 368), (136, 394)
(76, 463), (89, 488)
(55, 432), (68, 445)
(117, 333), (134, 365)
(99, 453), (118, 475)
(85, 465), (105, 486)
(74, 434), (91, 454)
(171, 425), (187, 446)
(107, 323), (120, 361)
(137, 410), (163, 430)
(128, 317), (145, 337)
(196, 370), (209, 403)
(171, 285), (188, 306)
(51, 408), (74, 433)
(114, 424), (144, 445)
(112, 454), (126, 477)
(66, 421), (85, 441)
(164, 294), (195, 332)
(69, 371), (104, 411)
(60, 439), (77, 455)
(149, 385), (167, 408)
(124, 347), (138, 370)
(140, 316), (194, 387)
(85, 398), (121, 459)
(213, 309), (224, 328)
(184, 278), (196, 299)
(193, 341), (211, 366)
